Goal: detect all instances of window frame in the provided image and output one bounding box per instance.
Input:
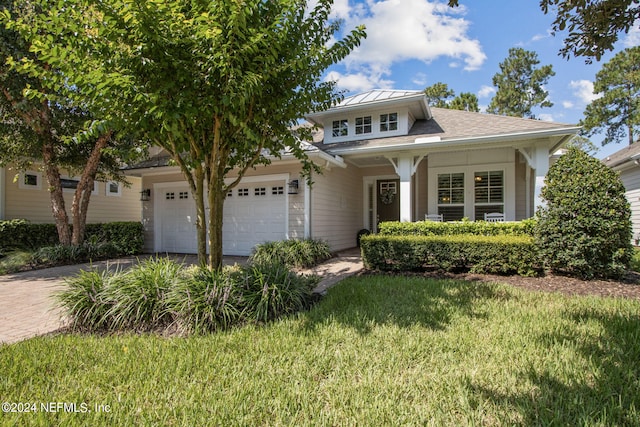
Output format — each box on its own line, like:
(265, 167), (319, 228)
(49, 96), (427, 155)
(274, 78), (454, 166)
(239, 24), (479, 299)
(106, 181), (122, 197)
(379, 112), (398, 132)
(355, 115), (372, 135)
(332, 119), (349, 137)
(18, 171), (42, 190)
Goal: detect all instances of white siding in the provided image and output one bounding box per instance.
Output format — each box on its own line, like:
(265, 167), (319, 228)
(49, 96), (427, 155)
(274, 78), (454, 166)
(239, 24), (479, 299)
(619, 168), (640, 243)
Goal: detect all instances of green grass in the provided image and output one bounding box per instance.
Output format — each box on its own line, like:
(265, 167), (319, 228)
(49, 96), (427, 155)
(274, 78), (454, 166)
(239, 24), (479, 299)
(2, 276), (639, 426)
(0, 250), (34, 275)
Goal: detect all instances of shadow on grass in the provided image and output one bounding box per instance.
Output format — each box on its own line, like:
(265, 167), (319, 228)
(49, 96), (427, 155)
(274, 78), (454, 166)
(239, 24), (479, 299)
(300, 274), (516, 334)
(467, 305), (640, 425)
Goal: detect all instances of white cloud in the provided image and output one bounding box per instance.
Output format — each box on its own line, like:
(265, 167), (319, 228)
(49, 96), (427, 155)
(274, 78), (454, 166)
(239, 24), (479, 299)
(624, 24), (640, 47)
(569, 80), (602, 104)
(538, 113), (555, 122)
(324, 70), (394, 92)
(477, 85), (495, 98)
(331, 0), (486, 91)
(562, 100), (574, 109)
(412, 72), (429, 86)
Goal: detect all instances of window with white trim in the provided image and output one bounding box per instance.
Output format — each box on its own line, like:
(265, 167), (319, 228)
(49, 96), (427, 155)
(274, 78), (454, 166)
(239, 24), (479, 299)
(272, 186), (284, 195)
(474, 170), (504, 220)
(19, 171), (41, 190)
(60, 177), (98, 194)
(238, 188), (249, 197)
(106, 181), (122, 197)
(437, 172), (465, 221)
(379, 113), (398, 132)
(254, 187), (266, 196)
(355, 116), (372, 135)
(332, 119), (348, 137)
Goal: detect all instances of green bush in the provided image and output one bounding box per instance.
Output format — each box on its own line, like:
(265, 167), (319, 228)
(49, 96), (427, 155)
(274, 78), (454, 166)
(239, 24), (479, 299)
(250, 238), (332, 269)
(238, 261), (318, 323)
(57, 269), (115, 330)
(535, 147), (633, 279)
(378, 218), (536, 236)
(361, 234), (540, 276)
(85, 222), (144, 255)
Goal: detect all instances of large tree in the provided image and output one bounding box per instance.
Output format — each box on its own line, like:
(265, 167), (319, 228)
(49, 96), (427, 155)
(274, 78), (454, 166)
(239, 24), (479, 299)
(448, 0), (640, 62)
(423, 83), (479, 112)
(9, 0), (365, 268)
(486, 48), (555, 119)
(0, 0), (136, 245)
(581, 46), (640, 146)
(449, 92), (480, 112)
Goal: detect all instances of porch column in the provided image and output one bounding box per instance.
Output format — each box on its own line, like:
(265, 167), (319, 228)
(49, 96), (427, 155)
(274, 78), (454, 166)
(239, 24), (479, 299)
(533, 146), (549, 211)
(397, 157), (413, 222)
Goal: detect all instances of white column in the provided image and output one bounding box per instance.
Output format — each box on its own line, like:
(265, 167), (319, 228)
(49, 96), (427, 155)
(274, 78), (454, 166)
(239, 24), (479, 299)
(533, 146), (549, 211)
(397, 157), (412, 222)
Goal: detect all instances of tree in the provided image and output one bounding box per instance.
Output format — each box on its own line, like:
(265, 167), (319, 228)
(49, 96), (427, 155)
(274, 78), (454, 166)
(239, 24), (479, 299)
(535, 147), (632, 279)
(449, 92), (480, 112)
(486, 48), (555, 119)
(423, 83), (455, 108)
(448, 0), (640, 62)
(0, 0), (137, 246)
(10, 0), (365, 269)
(581, 46), (640, 146)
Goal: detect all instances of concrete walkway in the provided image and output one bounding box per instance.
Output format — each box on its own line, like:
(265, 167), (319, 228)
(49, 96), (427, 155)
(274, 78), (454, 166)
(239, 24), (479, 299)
(0, 249), (362, 345)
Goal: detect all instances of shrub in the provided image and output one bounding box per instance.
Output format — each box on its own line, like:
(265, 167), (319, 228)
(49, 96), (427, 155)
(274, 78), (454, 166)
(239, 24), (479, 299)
(238, 261), (318, 323)
(250, 238), (332, 269)
(33, 240), (120, 265)
(85, 222), (144, 255)
(57, 269), (116, 330)
(360, 234), (540, 276)
(165, 267), (242, 334)
(535, 147), (633, 279)
(378, 218), (536, 237)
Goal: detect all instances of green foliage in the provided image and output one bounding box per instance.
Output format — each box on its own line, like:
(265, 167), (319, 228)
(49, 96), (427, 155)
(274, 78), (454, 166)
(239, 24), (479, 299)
(486, 47), (555, 119)
(423, 83), (479, 112)
(33, 241), (119, 265)
(536, 147), (633, 279)
(361, 234), (540, 276)
(250, 238), (332, 269)
(377, 218), (536, 236)
(0, 219), (58, 250)
(449, 92), (480, 112)
(57, 258), (317, 333)
(84, 222), (144, 255)
(581, 46), (640, 146)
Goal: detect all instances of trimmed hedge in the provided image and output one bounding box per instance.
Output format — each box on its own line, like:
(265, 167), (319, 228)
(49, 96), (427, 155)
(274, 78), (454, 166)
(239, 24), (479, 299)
(0, 219), (144, 254)
(378, 219), (536, 237)
(361, 234), (540, 276)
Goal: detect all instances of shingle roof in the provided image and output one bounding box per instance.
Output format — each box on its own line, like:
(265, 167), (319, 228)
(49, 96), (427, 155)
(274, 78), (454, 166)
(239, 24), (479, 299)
(602, 143), (640, 168)
(315, 107), (579, 152)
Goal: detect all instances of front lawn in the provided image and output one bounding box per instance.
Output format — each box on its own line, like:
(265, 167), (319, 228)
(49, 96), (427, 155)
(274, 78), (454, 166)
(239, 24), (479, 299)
(1, 276), (639, 425)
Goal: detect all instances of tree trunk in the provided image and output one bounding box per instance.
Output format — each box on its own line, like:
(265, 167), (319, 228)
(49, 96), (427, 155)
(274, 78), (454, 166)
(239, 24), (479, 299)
(41, 141), (71, 245)
(194, 165), (208, 266)
(70, 132), (111, 245)
(207, 176), (225, 270)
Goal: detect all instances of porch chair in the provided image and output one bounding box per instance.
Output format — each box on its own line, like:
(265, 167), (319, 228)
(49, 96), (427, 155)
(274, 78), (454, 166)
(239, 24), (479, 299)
(425, 213), (443, 222)
(484, 212), (505, 222)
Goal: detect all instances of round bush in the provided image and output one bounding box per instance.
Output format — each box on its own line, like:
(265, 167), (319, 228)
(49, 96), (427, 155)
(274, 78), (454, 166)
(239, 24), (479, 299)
(535, 147), (632, 279)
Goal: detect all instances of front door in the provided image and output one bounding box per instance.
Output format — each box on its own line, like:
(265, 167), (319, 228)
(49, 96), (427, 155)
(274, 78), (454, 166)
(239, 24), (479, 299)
(377, 179), (400, 225)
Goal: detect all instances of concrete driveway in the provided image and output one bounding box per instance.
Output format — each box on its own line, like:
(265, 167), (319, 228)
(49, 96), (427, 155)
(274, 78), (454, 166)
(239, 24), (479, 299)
(0, 250), (362, 345)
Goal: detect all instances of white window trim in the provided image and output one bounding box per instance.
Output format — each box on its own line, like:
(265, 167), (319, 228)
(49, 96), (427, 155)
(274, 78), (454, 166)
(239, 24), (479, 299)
(428, 163), (515, 221)
(18, 171), (42, 190)
(61, 176), (98, 195)
(106, 180), (122, 197)
(324, 107), (409, 144)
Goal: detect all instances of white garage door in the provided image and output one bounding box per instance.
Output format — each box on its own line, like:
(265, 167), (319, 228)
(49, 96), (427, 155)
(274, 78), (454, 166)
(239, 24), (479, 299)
(223, 181), (287, 256)
(157, 181), (287, 256)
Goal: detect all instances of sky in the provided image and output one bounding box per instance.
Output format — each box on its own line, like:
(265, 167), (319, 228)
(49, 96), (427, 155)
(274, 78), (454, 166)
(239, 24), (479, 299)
(319, 0), (640, 160)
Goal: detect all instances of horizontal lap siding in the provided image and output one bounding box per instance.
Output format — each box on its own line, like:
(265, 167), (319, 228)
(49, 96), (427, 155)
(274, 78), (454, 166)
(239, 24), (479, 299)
(311, 164), (363, 251)
(620, 169), (640, 243)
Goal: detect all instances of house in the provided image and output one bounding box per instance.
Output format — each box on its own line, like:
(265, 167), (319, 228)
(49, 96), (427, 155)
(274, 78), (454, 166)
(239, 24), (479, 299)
(0, 165), (142, 224)
(126, 89), (581, 256)
(603, 143), (640, 244)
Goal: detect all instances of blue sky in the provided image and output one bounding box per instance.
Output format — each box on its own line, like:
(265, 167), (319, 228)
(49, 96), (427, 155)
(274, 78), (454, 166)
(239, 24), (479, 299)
(320, 0), (640, 159)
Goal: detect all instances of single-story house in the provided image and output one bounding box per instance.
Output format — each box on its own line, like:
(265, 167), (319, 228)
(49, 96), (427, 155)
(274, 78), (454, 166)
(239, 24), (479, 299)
(124, 89), (581, 256)
(0, 166), (142, 224)
(603, 143), (640, 244)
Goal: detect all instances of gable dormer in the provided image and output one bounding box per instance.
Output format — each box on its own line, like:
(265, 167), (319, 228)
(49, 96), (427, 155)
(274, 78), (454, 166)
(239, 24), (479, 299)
(305, 89), (432, 144)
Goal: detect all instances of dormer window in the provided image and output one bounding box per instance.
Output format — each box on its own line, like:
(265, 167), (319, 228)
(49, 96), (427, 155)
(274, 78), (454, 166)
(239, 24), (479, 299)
(380, 113), (398, 132)
(332, 119), (348, 137)
(355, 116), (372, 135)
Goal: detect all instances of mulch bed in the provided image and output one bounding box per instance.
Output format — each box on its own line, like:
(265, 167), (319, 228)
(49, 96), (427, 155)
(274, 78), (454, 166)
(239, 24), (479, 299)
(363, 270), (640, 301)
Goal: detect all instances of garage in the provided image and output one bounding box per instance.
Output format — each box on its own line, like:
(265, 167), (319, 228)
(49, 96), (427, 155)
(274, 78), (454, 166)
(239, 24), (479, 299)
(156, 179), (288, 256)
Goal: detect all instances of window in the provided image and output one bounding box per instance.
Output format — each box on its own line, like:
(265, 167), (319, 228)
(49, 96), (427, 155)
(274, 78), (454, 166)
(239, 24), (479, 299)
(238, 188), (249, 197)
(355, 116), (372, 135)
(254, 187), (266, 196)
(106, 181), (122, 197)
(61, 178), (79, 190)
(179, 191), (189, 199)
(272, 186), (284, 195)
(332, 119), (348, 137)
(380, 113), (398, 132)
(19, 171), (41, 190)
(165, 192), (175, 200)
(437, 173), (464, 221)
(474, 171), (504, 220)
(379, 181), (397, 195)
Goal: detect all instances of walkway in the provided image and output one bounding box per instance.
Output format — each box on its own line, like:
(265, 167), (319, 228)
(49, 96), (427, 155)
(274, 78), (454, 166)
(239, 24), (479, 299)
(0, 250), (362, 345)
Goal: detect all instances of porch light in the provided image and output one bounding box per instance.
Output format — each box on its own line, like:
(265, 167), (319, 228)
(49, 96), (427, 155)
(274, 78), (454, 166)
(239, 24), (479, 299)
(140, 189), (151, 201)
(288, 179), (299, 194)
